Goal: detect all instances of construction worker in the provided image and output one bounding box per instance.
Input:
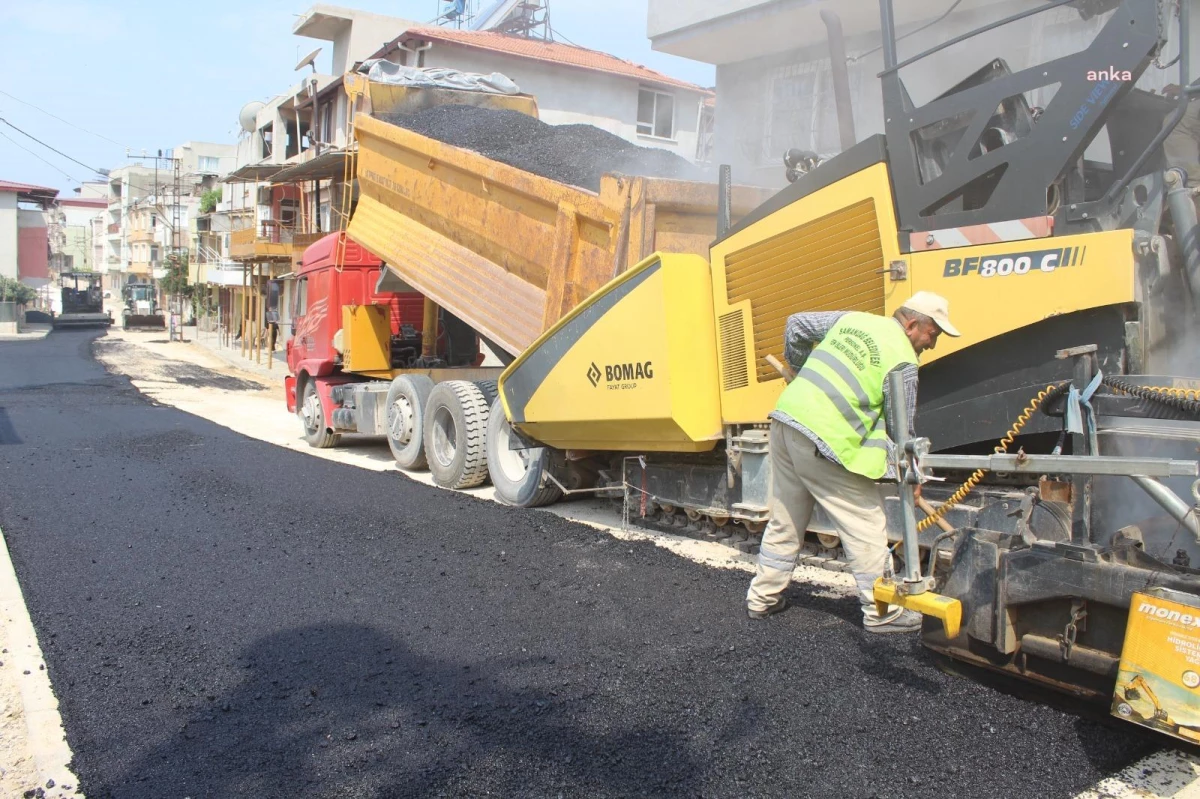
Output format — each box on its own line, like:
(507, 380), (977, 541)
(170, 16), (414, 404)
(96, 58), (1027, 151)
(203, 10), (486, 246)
(745, 292), (960, 633)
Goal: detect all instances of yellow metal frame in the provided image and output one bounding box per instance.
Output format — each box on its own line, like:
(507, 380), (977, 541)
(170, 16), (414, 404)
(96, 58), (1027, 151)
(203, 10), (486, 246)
(902, 229), (1137, 362)
(710, 163), (906, 424)
(344, 73), (540, 120)
(341, 305), (392, 375)
(499, 253), (723, 452)
(873, 578), (962, 639)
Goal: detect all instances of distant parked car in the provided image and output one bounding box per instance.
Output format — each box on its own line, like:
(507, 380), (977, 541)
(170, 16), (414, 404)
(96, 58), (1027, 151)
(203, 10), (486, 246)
(103, 291), (112, 298)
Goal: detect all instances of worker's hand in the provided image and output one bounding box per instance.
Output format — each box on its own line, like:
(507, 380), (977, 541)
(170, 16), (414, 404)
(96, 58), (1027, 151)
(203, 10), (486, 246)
(914, 484), (922, 500)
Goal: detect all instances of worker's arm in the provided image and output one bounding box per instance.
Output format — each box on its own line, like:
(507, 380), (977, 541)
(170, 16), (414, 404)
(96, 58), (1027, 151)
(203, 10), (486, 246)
(783, 311), (846, 371)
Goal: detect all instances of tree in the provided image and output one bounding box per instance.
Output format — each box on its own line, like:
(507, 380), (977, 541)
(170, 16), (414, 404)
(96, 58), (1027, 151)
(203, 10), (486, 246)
(199, 187), (222, 215)
(160, 251), (192, 299)
(0, 275), (36, 306)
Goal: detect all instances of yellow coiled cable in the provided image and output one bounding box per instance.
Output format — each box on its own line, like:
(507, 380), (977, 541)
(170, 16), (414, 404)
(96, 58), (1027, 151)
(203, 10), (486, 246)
(1143, 386), (1200, 402)
(916, 383), (1065, 532)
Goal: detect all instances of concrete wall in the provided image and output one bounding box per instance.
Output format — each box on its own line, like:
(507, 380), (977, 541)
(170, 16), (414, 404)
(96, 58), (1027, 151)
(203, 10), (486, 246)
(59, 205), (102, 271)
(409, 43), (706, 162)
(293, 6), (414, 76)
(174, 141), (238, 178)
(76, 182), (108, 200)
(0, 193), (16, 281)
(709, 2), (1193, 188)
(17, 209), (49, 286)
(647, 0), (764, 40)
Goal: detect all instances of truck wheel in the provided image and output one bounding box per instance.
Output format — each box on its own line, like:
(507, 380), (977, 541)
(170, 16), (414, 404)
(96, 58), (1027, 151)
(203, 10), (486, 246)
(474, 380), (498, 409)
(423, 380), (490, 489)
(486, 396), (562, 507)
(385, 375), (434, 469)
(299, 380), (339, 449)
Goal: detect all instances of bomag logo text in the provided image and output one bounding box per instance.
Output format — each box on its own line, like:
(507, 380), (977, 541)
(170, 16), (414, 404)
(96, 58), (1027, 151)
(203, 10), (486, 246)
(1138, 601), (1200, 627)
(588, 361), (654, 389)
(605, 362), (653, 381)
(943, 246), (1086, 279)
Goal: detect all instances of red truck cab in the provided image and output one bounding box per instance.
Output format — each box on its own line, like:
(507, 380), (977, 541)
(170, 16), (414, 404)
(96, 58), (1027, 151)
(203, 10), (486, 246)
(284, 232), (482, 427)
(287, 234), (423, 378)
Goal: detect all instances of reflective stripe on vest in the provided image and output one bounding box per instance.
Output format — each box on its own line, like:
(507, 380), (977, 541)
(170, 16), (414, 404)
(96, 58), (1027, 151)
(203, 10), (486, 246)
(774, 312), (917, 480)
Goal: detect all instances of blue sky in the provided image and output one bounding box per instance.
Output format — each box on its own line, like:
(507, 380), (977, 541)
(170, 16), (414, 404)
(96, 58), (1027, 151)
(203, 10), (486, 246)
(0, 0), (714, 196)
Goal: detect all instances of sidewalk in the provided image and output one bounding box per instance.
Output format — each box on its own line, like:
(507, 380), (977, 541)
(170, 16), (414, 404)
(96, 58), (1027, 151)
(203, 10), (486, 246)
(0, 323), (52, 342)
(183, 325), (286, 386)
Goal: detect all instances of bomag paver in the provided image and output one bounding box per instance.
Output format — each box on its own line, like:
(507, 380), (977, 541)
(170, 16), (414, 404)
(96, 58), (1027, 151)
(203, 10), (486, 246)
(53, 272), (111, 329)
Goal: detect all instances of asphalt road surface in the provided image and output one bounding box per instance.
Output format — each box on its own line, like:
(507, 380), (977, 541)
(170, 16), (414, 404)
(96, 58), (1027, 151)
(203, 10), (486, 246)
(0, 331), (1164, 798)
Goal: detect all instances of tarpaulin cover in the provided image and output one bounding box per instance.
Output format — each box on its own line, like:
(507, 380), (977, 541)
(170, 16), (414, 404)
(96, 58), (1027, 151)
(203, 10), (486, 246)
(358, 60), (520, 96)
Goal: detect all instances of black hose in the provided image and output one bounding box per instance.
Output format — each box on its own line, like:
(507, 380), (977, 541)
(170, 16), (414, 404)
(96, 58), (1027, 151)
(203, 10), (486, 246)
(1103, 376), (1200, 415)
(926, 528), (958, 580)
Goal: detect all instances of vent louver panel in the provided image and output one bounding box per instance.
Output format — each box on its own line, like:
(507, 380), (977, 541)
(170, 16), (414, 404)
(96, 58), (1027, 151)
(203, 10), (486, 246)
(724, 199), (885, 382)
(718, 310), (749, 391)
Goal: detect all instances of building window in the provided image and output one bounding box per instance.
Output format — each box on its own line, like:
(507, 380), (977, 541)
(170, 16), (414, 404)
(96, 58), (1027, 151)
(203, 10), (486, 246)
(320, 102), (334, 147)
(198, 155), (221, 173)
(279, 199), (298, 229)
(637, 88), (675, 139)
(261, 125), (274, 160)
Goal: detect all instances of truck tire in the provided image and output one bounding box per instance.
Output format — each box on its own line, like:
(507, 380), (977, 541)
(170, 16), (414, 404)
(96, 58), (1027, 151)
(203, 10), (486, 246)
(385, 375), (434, 469)
(474, 379), (498, 409)
(423, 380), (490, 489)
(486, 397), (562, 507)
(299, 379), (339, 449)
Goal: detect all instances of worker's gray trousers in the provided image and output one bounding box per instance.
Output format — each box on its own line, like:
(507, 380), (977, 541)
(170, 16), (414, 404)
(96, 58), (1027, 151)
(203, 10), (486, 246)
(746, 422), (891, 620)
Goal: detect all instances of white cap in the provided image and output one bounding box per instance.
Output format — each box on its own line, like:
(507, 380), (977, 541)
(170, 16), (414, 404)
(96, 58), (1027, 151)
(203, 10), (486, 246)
(901, 291), (960, 337)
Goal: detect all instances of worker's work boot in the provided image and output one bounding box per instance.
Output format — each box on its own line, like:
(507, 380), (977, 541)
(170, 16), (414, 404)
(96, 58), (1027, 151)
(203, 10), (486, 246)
(863, 607), (922, 634)
(747, 595), (789, 620)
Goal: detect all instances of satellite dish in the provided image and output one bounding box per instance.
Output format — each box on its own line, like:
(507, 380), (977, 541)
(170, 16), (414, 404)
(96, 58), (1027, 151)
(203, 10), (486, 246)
(295, 47), (322, 73)
(239, 101), (265, 133)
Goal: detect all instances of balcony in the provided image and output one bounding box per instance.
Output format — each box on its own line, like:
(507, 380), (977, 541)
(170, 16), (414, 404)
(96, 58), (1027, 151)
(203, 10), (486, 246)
(128, 229), (154, 244)
(230, 222), (327, 261)
(107, 223), (121, 235)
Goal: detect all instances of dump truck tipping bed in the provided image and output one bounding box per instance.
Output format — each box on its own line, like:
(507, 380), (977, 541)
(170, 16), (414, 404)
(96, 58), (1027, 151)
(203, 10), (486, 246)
(348, 114), (773, 356)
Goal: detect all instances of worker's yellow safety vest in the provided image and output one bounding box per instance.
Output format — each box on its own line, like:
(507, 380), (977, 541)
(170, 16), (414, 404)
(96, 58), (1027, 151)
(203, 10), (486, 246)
(775, 312), (917, 480)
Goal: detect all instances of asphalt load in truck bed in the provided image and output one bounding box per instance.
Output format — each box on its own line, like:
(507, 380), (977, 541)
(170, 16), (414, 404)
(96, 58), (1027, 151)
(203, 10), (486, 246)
(383, 104), (705, 191)
(0, 331), (1163, 798)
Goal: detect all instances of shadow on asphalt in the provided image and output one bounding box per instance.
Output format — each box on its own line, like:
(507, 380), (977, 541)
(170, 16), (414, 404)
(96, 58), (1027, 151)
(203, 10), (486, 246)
(115, 623), (709, 797)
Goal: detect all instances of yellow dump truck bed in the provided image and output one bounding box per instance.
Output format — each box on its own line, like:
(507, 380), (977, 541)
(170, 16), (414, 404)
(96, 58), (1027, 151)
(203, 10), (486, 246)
(347, 113), (774, 356)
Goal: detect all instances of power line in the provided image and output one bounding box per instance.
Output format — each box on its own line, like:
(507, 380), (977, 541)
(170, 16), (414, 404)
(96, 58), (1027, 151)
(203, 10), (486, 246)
(0, 116), (108, 178)
(0, 89), (129, 149)
(0, 129), (84, 185)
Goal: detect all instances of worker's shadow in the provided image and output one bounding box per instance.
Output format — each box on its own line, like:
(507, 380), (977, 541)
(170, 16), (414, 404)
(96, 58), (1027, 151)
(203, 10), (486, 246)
(111, 622), (706, 798)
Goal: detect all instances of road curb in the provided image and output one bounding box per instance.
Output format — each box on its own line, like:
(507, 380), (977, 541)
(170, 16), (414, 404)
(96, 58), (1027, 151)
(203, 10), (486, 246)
(0, 526), (82, 797)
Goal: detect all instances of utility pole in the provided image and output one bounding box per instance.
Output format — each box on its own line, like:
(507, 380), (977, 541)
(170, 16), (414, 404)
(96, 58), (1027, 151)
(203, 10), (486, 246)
(125, 149), (185, 340)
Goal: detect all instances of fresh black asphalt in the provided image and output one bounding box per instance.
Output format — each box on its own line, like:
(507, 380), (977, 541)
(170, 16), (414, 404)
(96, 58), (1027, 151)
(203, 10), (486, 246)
(0, 331), (1165, 798)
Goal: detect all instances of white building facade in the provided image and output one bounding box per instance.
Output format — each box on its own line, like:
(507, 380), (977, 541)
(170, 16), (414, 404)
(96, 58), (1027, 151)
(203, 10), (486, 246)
(648, 0), (1197, 187)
